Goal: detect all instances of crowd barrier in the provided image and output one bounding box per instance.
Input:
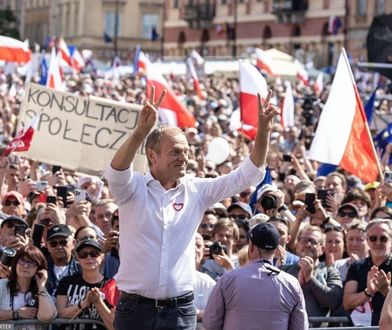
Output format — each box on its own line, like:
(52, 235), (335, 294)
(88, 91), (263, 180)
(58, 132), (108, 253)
(0, 318), (105, 329)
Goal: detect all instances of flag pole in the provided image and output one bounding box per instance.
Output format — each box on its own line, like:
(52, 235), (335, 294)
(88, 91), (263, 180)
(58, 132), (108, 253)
(341, 48), (384, 183)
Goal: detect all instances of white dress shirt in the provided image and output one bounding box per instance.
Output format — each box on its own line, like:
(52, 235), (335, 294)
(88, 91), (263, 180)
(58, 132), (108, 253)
(105, 156), (264, 299)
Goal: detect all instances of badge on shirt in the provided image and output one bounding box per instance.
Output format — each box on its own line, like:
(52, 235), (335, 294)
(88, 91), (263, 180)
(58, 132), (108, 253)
(172, 202), (184, 211)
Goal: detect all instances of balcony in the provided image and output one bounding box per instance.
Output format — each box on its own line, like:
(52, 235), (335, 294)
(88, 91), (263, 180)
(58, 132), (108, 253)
(272, 0), (308, 24)
(183, 1), (216, 29)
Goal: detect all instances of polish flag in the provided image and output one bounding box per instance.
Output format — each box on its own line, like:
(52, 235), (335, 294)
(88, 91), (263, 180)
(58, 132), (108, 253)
(309, 50), (381, 183)
(295, 59), (309, 85)
(190, 49), (204, 66)
(57, 37), (72, 67)
(281, 81), (295, 127)
(134, 46), (148, 74)
(2, 113), (42, 156)
(314, 73), (324, 96)
(101, 278), (120, 307)
(0, 36), (31, 63)
(239, 61), (268, 139)
(147, 63), (196, 128)
(47, 48), (65, 91)
(254, 48), (276, 76)
(71, 48), (85, 72)
(186, 57), (205, 100)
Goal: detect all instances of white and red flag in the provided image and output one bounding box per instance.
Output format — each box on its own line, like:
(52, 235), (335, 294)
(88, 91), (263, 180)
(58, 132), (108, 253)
(146, 62), (196, 128)
(295, 59), (309, 85)
(254, 48), (276, 76)
(57, 37), (72, 67)
(314, 73), (324, 96)
(71, 48), (85, 72)
(47, 48), (65, 91)
(0, 36), (31, 63)
(281, 81), (295, 127)
(309, 49), (381, 183)
(239, 61), (269, 139)
(186, 57), (205, 100)
(2, 113), (42, 157)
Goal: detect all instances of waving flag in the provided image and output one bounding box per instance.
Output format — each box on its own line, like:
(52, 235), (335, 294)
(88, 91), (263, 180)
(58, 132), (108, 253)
(309, 50), (381, 183)
(133, 46), (148, 74)
(69, 46), (85, 72)
(47, 48), (65, 91)
(57, 37), (72, 67)
(0, 36), (31, 63)
(190, 49), (204, 66)
(254, 48), (277, 76)
(39, 51), (48, 85)
(147, 63), (196, 128)
(314, 73), (324, 96)
(374, 123), (392, 165)
(100, 278), (120, 307)
(239, 61), (269, 139)
(364, 86), (378, 125)
(295, 59), (309, 85)
(2, 113), (42, 156)
(281, 81), (295, 127)
(186, 57), (205, 100)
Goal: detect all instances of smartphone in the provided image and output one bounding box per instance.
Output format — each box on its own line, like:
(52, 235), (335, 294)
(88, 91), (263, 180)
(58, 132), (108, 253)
(305, 193), (316, 214)
(74, 189), (87, 203)
(46, 196), (57, 205)
(283, 154), (292, 162)
(52, 165), (62, 174)
(14, 224), (27, 237)
(385, 171), (392, 184)
(317, 189), (328, 207)
(56, 186), (68, 207)
(36, 181), (48, 192)
(31, 224), (45, 248)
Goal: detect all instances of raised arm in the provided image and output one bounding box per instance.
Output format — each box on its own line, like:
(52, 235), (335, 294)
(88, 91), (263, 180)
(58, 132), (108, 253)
(110, 86), (166, 171)
(250, 89), (279, 168)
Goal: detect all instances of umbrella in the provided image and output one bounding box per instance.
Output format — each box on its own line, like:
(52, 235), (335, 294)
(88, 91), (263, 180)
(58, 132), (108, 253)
(367, 14), (392, 79)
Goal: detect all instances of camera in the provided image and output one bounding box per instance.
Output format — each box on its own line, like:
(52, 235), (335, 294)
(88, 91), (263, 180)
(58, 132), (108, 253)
(302, 95), (317, 127)
(209, 241), (228, 258)
(260, 194), (277, 210)
(0, 247), (16, 267)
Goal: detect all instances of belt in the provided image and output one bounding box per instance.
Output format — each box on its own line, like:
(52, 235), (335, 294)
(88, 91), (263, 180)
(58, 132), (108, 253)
(120, 291), (194, 308)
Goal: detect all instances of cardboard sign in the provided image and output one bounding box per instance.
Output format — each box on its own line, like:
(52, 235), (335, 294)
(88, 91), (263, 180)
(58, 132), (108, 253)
(18, 83), (149, 174)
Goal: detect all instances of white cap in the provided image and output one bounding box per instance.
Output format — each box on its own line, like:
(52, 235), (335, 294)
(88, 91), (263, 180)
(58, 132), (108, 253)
(256, 184), (278, 201)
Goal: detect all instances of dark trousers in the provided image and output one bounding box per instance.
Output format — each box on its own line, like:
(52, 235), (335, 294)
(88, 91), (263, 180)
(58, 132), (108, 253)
(114, 292), (197, 330)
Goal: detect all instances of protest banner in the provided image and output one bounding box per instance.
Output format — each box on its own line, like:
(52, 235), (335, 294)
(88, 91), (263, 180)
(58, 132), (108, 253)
(17, 83), (149, 174)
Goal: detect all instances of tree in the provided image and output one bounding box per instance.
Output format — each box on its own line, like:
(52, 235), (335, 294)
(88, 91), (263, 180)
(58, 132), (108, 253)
(0, 7), (19, 39)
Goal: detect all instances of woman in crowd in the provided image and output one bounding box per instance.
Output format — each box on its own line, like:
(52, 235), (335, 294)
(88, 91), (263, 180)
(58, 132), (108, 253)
(56, 239), (114, 330)
(0, 245), (57, 323)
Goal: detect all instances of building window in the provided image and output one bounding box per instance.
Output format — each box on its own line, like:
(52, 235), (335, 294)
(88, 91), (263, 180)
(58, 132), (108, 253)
(357, 0), (367, 16)
(104, 11), (121, 38)
(375, 0), (384, 14)
(142, 14), (159, 40)
(173, 0), (179, 8)
(221, 0), (227, 4)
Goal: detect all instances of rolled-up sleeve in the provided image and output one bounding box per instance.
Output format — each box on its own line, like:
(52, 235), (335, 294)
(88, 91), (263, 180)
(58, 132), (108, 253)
(104, 165), (135, 205)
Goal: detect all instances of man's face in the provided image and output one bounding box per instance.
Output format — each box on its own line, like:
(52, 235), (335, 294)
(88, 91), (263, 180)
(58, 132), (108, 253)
(47, 236), (74, 263)
(0, 221), (19, 243)
(269, 221), (290, 248)
(2, 197), (24, 217)
(296, 229), (324, 260)
(150, 131), (189, 181)
(95, 203), (117, 236)
(6, 168), (19, 186)
(326, 175), (345, 195)
(214, 227), (234, 253)
(367, 223), (392, 259)
(228, 207), (250, 222)
(198, 213), (217, 240)
(346, 229), (368, 258)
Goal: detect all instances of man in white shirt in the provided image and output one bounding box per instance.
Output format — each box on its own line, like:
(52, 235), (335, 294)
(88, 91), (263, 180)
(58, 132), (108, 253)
(106, 87), (278, 330)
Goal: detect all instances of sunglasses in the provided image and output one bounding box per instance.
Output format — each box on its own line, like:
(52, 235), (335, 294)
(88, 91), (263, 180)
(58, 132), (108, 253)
(230, 214), (249, 221)
(368, 235), (390, 243)
(200, 223), (214, 229)
(4, 200), (20, 207)
(40, 218), (54, 227)
(4, 222), (19, 229)
(338, 211), (357, 218)
(17, 258), (38, 268)
(77, 250), (101, 259)
(48, 239), (69, 248)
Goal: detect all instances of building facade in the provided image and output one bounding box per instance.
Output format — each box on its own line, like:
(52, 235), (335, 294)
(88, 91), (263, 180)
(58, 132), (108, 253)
(3, 0), (164, 61)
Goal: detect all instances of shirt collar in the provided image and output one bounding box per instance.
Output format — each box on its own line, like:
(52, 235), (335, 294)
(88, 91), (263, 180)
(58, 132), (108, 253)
(144, 169), (185, 191)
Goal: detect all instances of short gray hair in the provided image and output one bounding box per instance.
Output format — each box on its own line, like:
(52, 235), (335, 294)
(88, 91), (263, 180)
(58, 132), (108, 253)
(366, 218), (392, 234)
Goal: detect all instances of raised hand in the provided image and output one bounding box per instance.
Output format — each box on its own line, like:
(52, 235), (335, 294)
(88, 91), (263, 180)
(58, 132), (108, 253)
(139, 86), (166, 132)
(257, 89), (279, 132)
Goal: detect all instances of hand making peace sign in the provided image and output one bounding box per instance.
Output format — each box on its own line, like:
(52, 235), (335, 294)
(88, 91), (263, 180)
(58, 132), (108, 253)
(139, 86), (166, 132)
(257, 89), (280, 131)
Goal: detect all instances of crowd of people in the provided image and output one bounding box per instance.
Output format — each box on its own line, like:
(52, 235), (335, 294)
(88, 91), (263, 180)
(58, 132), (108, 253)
(0, 59), (391, 330)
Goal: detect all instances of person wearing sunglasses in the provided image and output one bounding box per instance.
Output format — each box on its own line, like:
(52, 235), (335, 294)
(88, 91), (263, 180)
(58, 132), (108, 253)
(1, 191), (25, 218)
(0, 216), (29, 252)
(45, 224), (80, 302)
(336, 203), (360, 230)
(343, 219), (392, 326)
(0, 245), (57, 323)
(56, 239), (114, 330)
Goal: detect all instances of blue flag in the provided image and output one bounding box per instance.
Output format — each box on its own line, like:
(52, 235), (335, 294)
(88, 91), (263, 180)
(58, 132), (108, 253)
(103, 32), (113, 43)
(39, 51), (48, 86)
(151, 27), (159, 41)
(365, 86), (378, 124)
(374, 123), (392, 165)
(249, 167), (272, 213)
(317, 163), (337, 177)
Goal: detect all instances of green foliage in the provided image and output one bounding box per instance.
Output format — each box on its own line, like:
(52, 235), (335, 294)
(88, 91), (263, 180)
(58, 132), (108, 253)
(0, 7), (19, 39)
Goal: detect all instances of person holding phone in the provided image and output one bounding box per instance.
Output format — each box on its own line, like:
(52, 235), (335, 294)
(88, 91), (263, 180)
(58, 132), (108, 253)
(0, 245), (57, 322)
(0, 216), (29, 252)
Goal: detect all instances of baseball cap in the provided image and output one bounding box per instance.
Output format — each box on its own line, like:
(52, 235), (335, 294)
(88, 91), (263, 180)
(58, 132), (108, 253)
(227, 202), (252, 218)
(338, 203), (359, 216)
(46, 224), (72, 241)
(364, 182), (380, 191)
(249, 222), (280, 250)
(2, 191), (24, 205)
(75, 239), (102, 253)
(256, 184), (277, 201)
(0, 216), (27, 228)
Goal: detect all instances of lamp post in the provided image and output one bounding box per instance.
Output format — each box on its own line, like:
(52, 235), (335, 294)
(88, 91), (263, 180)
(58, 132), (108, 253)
(114, 0), (119, 57)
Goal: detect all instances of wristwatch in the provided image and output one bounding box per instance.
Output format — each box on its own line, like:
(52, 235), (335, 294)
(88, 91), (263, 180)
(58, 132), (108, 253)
(12, 310), (19, 320)
(278, 204), (288, 212)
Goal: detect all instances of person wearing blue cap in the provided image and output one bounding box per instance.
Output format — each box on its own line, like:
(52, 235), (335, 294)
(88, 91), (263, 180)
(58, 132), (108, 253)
(203, 222), (308, 330)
